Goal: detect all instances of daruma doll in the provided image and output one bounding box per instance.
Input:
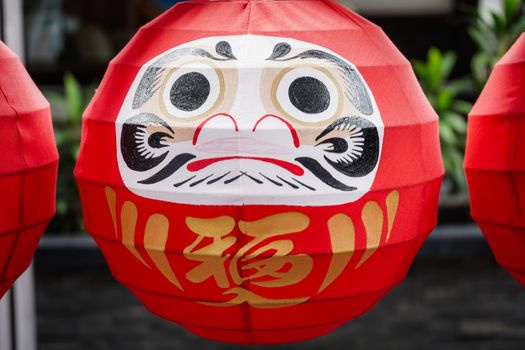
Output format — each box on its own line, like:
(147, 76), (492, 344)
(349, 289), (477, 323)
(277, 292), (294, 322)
(75, 0), (443, 344)
(0, 41), (58, 298)
(466, 33), (525, 288)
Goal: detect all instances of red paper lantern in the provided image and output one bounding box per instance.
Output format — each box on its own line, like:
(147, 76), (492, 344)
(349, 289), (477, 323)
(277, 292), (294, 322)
(0, 41), (58, 298)
(75, 0), (443, 344)
(465, 33), (525, 288)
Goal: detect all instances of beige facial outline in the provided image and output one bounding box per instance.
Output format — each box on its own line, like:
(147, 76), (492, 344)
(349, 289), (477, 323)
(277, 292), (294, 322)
(137, 55), (238, 143)
(269, 64), (344, 127)
(261, 55), (368, 126)
(260, 57), (372, 147)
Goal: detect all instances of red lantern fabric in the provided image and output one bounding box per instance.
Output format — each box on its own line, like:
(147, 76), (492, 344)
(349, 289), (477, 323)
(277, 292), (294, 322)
(465, 33), (525, 288)
(0, 41), (58, 298)
(75, 0), (443, 344)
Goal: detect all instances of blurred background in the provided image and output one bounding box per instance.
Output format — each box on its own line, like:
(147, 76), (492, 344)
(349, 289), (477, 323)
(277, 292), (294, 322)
(2, 0), (525, 349)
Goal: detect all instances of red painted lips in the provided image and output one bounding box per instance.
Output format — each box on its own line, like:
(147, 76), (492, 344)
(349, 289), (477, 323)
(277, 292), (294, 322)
(187, 156), (305, 176)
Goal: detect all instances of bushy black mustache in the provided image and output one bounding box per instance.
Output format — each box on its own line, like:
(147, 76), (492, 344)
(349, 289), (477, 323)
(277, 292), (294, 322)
(139, 153), (196, 184)
(295, 157), (356, 192)
(123, 114), (377, 191)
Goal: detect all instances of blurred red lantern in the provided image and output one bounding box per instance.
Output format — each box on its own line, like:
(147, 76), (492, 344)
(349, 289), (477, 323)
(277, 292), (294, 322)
(0, 41), (58, 298)
(466, 33), (525, 288)
(75, 0), (443, 344)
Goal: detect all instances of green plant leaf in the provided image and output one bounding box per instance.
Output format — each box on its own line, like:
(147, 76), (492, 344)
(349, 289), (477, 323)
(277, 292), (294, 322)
(413, 60), (428, 87)
(447, 78), (474, 96)
(510, 15), (525, 39)
(468, 27), (492, 53)
(440, 122), (457, 146)
(442, 149), (453, 175)
(440, 51), (457, 80)
(412, 45), (470, 192)
(451, 100), (474, 115)
(56, 200), (68, 216)
(443, 111), (468, 134)
(471, 52), (490, 89)
(436, 89), (454, 112)
(469, 0), (525, 89)
(491, 12), (505, 35)
(64, 72), (83, 124)
(54, 130), (68, 147)
(504, 0), (522, 23)
(427, 47), (444, 91)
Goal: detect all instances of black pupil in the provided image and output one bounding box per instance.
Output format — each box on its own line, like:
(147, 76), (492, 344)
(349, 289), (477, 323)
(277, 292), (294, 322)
(288, 76), (330, 114)
(170, 72), (210, 112)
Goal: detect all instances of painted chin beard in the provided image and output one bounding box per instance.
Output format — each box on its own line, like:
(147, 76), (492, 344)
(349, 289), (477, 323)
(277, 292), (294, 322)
(119, 112), (380, 203)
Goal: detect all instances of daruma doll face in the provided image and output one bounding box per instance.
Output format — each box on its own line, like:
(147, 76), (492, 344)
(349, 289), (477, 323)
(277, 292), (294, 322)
(75, 0), (443, 344)
(116, 35), (384, 206)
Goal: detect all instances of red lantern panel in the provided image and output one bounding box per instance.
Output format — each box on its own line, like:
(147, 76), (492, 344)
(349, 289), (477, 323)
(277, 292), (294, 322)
(75, 0), (443, 344)
(0, 41), (58, 298)
(466, 33), (525, 288)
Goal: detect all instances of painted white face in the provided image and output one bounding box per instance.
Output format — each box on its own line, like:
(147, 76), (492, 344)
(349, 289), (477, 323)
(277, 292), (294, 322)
(116, 35), (384, 206)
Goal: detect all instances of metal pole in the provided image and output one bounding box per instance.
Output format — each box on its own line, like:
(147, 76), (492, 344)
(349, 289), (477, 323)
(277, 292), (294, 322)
(0, 292), (13, 350)
(0, 3), (13, 350)
(12, 269), (37, 350)
(0, 1), (37, 350)
(2, 0), (23, 56)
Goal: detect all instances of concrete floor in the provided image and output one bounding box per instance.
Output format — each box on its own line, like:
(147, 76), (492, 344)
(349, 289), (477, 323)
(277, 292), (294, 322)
(35, 254), (525, 350)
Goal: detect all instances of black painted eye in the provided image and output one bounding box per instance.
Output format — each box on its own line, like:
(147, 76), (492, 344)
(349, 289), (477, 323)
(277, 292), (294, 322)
(316, 117), (380, 178)
(288, 77), (330, 114)
(170, 72), (210, 112)
(121, 113), (174, 172)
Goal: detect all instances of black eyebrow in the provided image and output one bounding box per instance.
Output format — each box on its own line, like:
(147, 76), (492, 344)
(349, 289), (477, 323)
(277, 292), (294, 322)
(132, 41), (236, 109)
(267, 42), (373, 116)
(267, 42), (292, 60)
